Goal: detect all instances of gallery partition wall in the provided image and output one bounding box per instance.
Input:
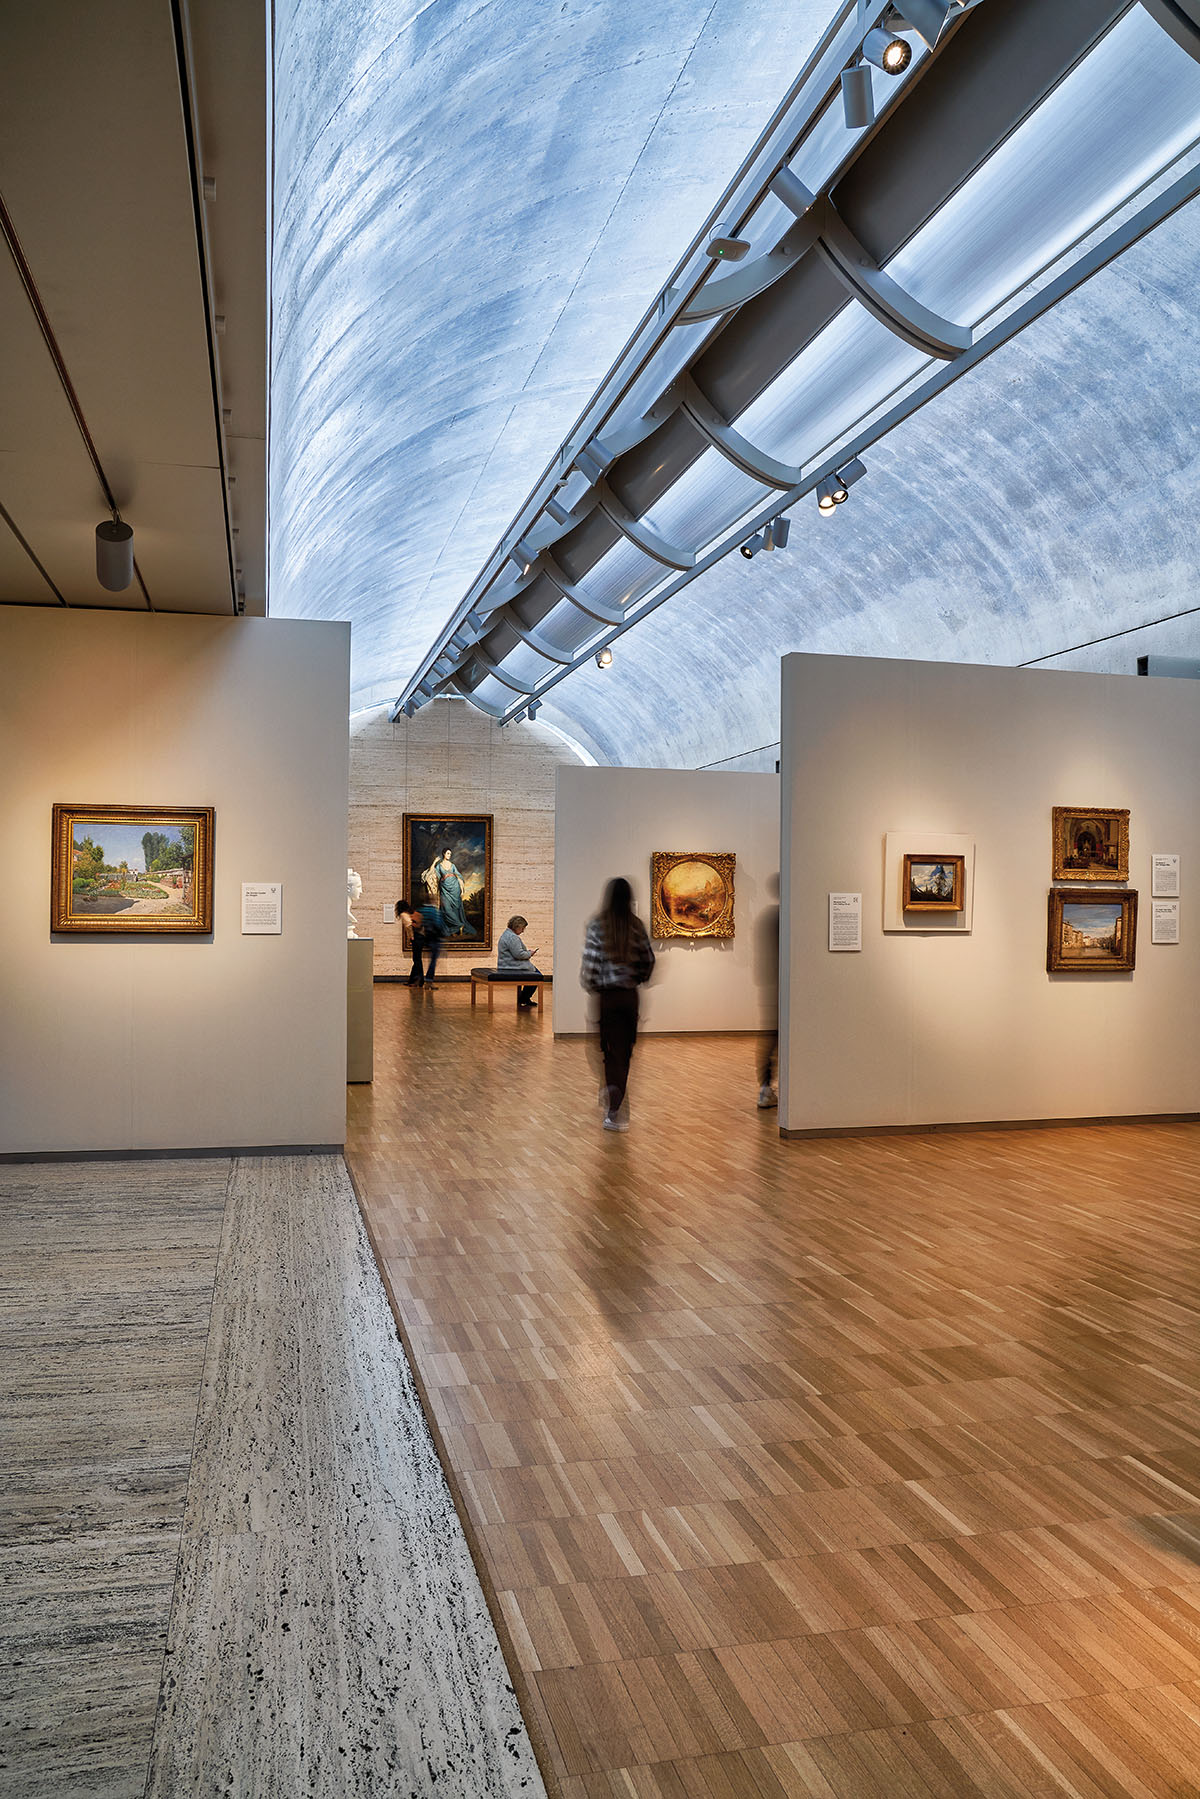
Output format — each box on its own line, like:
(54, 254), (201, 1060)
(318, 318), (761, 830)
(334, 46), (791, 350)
(553, 765), (779, 1034)
(779, 651), (1200, 1135)
(0, 607), (350, 1157)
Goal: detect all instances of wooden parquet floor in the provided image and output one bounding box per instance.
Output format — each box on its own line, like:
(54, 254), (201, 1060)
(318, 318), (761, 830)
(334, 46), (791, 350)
(347, 985), (1200, 1798)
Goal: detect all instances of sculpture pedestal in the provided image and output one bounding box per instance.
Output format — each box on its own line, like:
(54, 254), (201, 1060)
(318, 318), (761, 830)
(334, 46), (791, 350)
(347, 937), (374, 1083)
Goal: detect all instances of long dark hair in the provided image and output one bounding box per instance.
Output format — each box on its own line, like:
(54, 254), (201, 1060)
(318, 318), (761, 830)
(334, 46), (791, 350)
(598, 877), (639, 964)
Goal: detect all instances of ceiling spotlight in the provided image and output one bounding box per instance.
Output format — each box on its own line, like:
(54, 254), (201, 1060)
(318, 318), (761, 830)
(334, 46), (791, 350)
(740, 532), (765, 560)
(838, 456), (868, 490)
(815, 477), (844, 514)
(706, 224), (751, 262)
(763, 515), (791, 552)
(862, 27), (912, 73)
(527, 698), (542, 719)
(595, 646), (613, 669)
(96, 518), (134, 590)
(841, 63), (874, 130)
(895, 0), (956, 50)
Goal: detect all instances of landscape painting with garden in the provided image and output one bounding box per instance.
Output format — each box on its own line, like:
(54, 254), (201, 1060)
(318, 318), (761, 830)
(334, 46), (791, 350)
(51, 804), (214, 933)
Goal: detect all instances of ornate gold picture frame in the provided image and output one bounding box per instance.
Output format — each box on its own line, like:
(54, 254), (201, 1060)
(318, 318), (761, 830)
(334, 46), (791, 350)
(1047, 888), (1137, 973)
(403, 812), (494, 951)
(1052, 806), (1129, 881)
(902, 853), (965, 912)
(650, 850), (735, 939)
(51, 803), (215, 934)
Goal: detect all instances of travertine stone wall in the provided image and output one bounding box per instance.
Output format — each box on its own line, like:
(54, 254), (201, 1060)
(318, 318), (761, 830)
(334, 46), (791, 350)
(349, 699), (585, 976)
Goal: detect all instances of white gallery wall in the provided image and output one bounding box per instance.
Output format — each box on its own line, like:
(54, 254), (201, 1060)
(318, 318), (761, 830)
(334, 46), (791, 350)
(0, 608), (350, 1155)
(554, 766), (779, 1034)
(780, 652), (1200, 1133)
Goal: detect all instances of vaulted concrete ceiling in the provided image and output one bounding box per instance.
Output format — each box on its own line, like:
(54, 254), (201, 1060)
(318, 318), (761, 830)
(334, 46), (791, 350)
(271, 0), (1200, 759)
(270, 0), (833, 703)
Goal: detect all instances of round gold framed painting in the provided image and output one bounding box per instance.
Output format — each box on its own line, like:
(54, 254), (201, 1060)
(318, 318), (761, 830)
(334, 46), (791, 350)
(650, 851), (735, 939)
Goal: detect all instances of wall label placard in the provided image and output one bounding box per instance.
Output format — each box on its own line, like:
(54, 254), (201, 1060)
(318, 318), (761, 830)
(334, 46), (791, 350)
(1152, 900), (1180, 945)
(1151, 854), (1180, 898)
(241, 882), (283, 934)
(829, 892), (862, 952)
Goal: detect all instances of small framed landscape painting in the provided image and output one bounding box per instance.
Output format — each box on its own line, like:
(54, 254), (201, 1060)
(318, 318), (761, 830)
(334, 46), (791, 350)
(51, 803), (215, 934)
(902, 854), (965, 912)
(1052, 806), (1129, 881)
(403, 813), (493, 950)
(1047, 888), (1137, 973)
(650, 851), (735, 939)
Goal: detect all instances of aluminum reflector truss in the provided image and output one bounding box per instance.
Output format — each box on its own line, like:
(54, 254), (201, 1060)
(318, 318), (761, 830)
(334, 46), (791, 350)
(393, 0), (1200, 723)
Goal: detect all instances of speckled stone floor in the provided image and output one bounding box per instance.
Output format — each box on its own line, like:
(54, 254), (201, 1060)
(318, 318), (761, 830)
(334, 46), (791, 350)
(1, 1155), (545, 1799)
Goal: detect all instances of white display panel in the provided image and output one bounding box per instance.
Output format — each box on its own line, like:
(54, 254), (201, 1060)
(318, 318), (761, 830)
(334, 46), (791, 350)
(242, 882), (283, 934)
(1152, 900), (1181, 945)
(1152, 854), (1181, 898)
(828, 893), (862, 952)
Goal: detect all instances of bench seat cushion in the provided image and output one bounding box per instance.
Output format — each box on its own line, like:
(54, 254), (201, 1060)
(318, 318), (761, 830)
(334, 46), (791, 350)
(470, 967), (552, 982)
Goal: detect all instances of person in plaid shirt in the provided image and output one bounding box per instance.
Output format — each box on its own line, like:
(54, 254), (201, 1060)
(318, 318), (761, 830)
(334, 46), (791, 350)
(580, 877), (655, 1132)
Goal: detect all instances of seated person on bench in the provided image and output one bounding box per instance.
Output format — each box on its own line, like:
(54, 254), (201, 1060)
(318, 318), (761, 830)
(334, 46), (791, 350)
(497, 915), (545, 1008)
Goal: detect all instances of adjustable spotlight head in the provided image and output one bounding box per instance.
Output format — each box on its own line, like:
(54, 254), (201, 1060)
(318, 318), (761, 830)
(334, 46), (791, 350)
(895, 0), (956, 50)
(595, 645), (613, 669)
(765, 515), (791, 550)
(706, 224), (751, 262)
(862, 26), (912, 73)
(740, 532), (765, 560)
(527, 698), (542, 720)
(837, 456), (868, 491)
(815, 477), (842, 514)
(840, 63), (874, 130)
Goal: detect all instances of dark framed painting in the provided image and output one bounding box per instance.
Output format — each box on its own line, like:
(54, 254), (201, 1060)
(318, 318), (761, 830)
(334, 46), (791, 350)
(1052, 806), (1129, 881)
(650, 851), (735, 939)
(51, 803), (214, 934)
(403, 813), (493, 951)
(902, 854), (965, 912)
(1047, 888), (1137, 973)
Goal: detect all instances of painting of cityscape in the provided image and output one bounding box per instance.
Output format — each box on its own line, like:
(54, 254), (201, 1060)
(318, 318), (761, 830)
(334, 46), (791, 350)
(51, 804), (215, 933)
(1047, 888), (1137, 973)
(902, 853), (965, 912)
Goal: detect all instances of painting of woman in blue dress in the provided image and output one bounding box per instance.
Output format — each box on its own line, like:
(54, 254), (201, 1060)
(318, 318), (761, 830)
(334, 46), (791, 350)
(423, 848), (477, 938)
(403, 813), (493, 950)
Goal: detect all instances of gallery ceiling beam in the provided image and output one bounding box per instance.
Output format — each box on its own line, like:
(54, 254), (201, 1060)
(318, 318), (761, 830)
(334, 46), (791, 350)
(394, 0), (1200, 723)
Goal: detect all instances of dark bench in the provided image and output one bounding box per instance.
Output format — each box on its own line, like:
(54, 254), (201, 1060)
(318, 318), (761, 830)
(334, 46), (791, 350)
(469, 967), (553, 1011)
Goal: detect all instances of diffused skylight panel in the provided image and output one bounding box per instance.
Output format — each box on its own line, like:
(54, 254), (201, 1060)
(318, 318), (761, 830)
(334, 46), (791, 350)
(889, 8), (1200, 329)
(640, 448), (771, 553)
(736, 306), (927, 468)
(620, 318), (723, 432)
(527, 597), (608, 658)
(572, 536), (662, 612)
(493, 641), (565, 690)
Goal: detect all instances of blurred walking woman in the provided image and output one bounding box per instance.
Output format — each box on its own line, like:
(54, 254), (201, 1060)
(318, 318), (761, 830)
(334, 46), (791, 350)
(581, 878), (655, 1132)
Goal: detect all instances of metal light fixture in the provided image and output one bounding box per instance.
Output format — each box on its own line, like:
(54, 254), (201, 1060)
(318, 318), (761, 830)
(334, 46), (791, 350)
(95, 518), (134, 590)
(896, 0), (956, 51)
(706, 224), (751, 262)
(862, 27), (912, 73)
(840, 63), (874, 130)
(740, 532), (765, 560)
(763, 515), (791, 551)
(815, 475), (846, 513)
(595, 645), (613, 669)
(527, 698), (542, 719)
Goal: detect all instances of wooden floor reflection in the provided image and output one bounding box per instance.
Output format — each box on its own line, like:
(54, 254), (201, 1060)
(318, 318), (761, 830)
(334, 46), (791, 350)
(348, 984), (1200, 1798)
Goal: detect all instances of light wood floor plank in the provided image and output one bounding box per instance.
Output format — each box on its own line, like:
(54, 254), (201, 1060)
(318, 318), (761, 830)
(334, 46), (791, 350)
(348, 986), (1200, 1794)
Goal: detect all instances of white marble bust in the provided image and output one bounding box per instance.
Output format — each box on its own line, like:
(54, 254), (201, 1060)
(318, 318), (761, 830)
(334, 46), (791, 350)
(347, 867), (362, 938)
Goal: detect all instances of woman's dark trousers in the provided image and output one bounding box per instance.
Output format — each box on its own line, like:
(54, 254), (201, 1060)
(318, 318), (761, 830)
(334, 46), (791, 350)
(598, 986), (639, 1116)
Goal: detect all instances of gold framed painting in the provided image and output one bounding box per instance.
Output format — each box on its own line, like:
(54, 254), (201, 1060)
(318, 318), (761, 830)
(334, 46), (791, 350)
(1052, 806), (1129, 881)
(650, 851), (735, 939)
(51, 803), (214, 934)
(403, 812), (494, 950)
(1047, 888), (1137, 973)
(902, 853), (965, 912)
